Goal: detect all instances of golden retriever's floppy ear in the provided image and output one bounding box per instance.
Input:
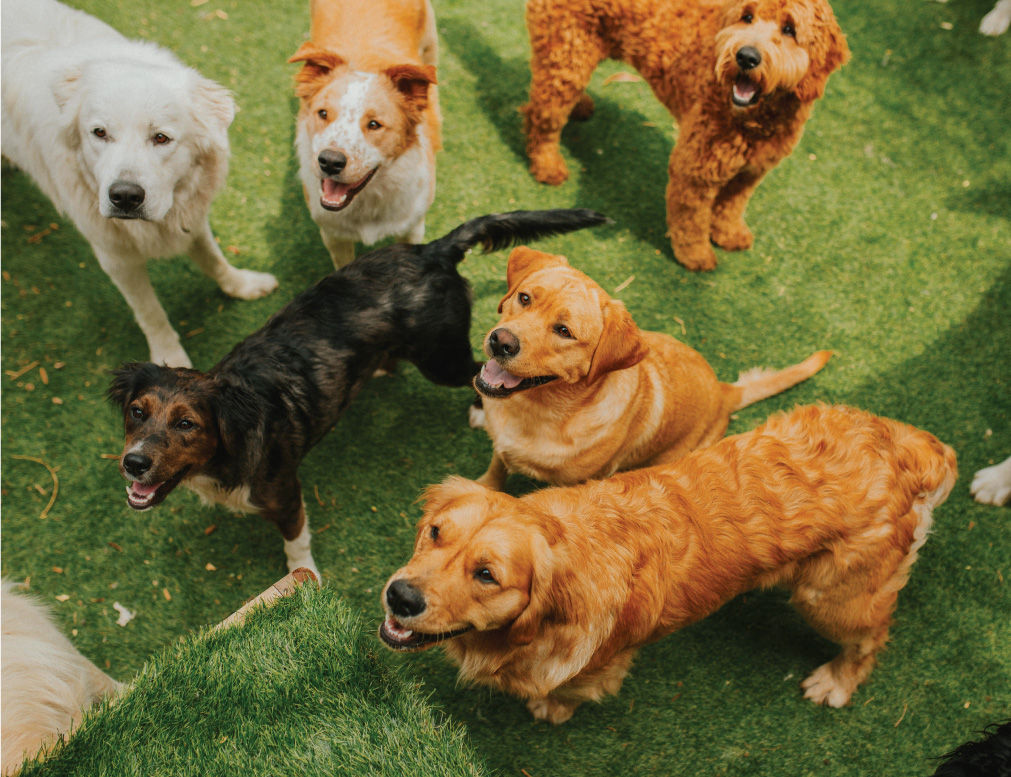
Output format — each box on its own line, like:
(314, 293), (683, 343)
(289, 43), (346, 100)
(792, 9), (850, 103)
(507, 531), (555, 646)
(585, 300), (648, 384)
(384, 64), (437, 118)
(498, 248), (570, 312)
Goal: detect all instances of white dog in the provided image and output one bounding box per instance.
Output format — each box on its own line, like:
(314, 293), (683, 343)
(1, 581), (120, 774)
(980, 0), (1011, 35)
(1, 0), (278, 368)
(971, 455), (1011, 505)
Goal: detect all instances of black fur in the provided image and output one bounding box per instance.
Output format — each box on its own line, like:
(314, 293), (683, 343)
(107, 209), (608, 558)
(931, 722), (1011, 777)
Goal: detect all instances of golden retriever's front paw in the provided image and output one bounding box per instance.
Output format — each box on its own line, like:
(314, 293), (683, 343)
(528, 147), (569, 186)
(672, 240), (718, 272)
(220, 268), (279, 300)
(710, 219), (753, 251)
(527, 696), (577, 724)
(801, 662), (853, 708)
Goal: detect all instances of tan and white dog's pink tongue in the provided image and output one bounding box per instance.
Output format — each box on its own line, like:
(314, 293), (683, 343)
(321, 178), (352, 208)
(481, 360), (523, 389)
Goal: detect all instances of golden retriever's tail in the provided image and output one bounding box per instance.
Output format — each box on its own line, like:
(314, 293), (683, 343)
(731, 350), (833, 411)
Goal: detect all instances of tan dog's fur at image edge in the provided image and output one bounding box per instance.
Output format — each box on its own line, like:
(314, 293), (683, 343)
(471, 247), (832, 488)
(1, 582), (120, 774)
(381, 405), (957, 724)
(522, 0), (849, 270)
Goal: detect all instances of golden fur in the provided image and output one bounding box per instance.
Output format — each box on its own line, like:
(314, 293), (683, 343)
(522, 0), (849, 270)
(381, 405), (957, 723)
(471, 246), (831, 488)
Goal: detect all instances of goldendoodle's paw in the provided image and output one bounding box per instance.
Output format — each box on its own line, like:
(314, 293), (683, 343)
(527, 696), (577, 724)
(711, 219), (754, 251)
(528, 147), (569, 186)
(672, 241), (718, 272)
(570, 93), (595, 121)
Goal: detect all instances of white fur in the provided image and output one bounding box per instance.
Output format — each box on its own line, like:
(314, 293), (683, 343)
(1, 0), (277, 368)
(1, 582), (120, 774)
(980, 0), (1011, 35)
(971, 455), (1011, 505)
(283, 519), (320, 579)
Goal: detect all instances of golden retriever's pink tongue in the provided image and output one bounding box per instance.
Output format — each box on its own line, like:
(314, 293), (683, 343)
(321, 178), (353, 208)
(481, 360), (523, 390)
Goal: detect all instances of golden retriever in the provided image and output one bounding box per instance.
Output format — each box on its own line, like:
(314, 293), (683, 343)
(470, 246), (831, 489)
(381, 404), (957, 723)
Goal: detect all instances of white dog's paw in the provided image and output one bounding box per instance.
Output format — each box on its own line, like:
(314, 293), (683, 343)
(970, 457), (1011, 506)
(219, 268), (279, 300)
(801, 663), (852, 708)
(980, 0), (1011, 35)
(149, 338), (192, 368)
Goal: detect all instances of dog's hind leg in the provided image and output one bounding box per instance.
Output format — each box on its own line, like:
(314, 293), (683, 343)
(95, 247), (191, 367)
(188, 222), (278, 300)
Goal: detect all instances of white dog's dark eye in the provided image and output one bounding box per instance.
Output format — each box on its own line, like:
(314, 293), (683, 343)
(782, 22), (795, 36)
(367, 119), (382, 130)
(92, 127), (107, 139)
(153, 133), (171, 145)
(317, 109), (328, 120)
(553, 324), (573, 339)
(475, 567), (497, 584)
(429, 525), (439, 541)
(129, 405), (144, 420)
(518, 292), (531, 306)
(176, 419), (194, 431)
(742, 12), (753, 23)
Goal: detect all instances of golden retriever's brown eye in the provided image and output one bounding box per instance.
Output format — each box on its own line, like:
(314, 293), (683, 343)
(553, 324), (573, 339)
(317, 109), (328, 120)
(92, 127), (107, 139)
(518, 292), (531, 306)
(153, 132), (171, 145)
(129, 405), (144, 420)
(782, 22), (795, 37)
(367, 119), (382, 130)
(475, 567), (497, 584)
(742, 12), (753, 23)
(429, 525), (439, 541)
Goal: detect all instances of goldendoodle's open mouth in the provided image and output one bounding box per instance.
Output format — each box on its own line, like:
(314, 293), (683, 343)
(474, 360), (557, 398)
(125, 467), (188, 510)
(379, 615), (472, 652)
(319, 168), (377, 212)
(732, 75), (762, 107)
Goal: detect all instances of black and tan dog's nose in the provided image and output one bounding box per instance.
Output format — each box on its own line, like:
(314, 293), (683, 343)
(487, 328), (520, 359)
(736, 46), (761, 71)
(318, 149), (347, 176)
(122, 452), (152, 478)
(386, 579), (426, 617)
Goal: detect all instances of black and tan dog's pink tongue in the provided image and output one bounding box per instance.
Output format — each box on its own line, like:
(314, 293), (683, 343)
(321, 178), (352, 207)
(129, 481), (160, 498)
(481, 360), (523, 389)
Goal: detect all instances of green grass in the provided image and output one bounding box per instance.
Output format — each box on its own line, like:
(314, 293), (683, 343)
(2, 0), (1009, 775)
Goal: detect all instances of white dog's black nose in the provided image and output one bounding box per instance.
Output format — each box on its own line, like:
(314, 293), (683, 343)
(488, 328), (520, 358)
(122, 452), (152, 477)
(108, 181), (145, 212)
(318, 149), (347, 177)
(387, 579), (426, 617)
(736, 46), (762, 71)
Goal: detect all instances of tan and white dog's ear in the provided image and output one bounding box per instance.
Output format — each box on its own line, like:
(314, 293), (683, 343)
(289, 43), (346, 99)
(384, 64), (437, 117)
(53, 67), (84, 149)
(498, 247), (569, 312)
(585, 299), (648, 384)
(507, 532), (555, 647)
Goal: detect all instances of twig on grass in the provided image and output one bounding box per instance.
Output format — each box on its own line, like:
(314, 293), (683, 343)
(11, 454), (59, 519)
(6, 361), (39, 381)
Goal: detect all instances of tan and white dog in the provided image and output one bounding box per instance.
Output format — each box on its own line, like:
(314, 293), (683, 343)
(290, 0), (442, 268)
(1, 0), (278, 368)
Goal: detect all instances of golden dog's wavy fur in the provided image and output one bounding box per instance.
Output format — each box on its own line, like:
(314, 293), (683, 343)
(382, 405), (956, 723)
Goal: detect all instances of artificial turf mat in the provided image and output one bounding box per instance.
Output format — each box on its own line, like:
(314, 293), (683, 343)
(1, 0), (1008, 775)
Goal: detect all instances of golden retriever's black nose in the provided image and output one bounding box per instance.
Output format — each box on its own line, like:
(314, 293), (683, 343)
(488, 328), (520, 358)
(108, 181), (145, 212)
(122, 452), (152, 478)
(736, 46), (761, 71)
(387, 579), (426, 617)
(318, 149), (347, 176)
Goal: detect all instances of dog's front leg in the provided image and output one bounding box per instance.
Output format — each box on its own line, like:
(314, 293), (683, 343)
(665, 164), (721, 271)
(94, 247), (191, 367)
(319, 230), (356, 269)
(710, 168), (766, 251)
(261, 487), (320, 578)
(187, 221), (278, 300)
(476, 452), (509, 491)
(526, 695), (579, 725)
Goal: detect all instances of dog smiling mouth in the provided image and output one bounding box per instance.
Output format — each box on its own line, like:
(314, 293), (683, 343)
(379, 615), (473, 652)
(319, 168), (378, 212)
(732, 75), (762, 107)
(124, 467), (189, 510)
(474, 360), (557, 398)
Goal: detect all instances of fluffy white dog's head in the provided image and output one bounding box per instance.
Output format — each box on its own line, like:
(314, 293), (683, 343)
(53, 55), (235, 222)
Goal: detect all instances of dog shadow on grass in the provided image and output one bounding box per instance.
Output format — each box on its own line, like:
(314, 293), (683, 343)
(438, 16), (673, 258)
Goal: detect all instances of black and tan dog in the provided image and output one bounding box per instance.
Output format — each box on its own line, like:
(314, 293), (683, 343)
(107, 209), (608, 575)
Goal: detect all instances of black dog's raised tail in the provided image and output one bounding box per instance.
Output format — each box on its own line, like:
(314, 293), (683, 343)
(433, 209), (610, 262)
